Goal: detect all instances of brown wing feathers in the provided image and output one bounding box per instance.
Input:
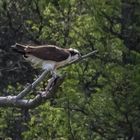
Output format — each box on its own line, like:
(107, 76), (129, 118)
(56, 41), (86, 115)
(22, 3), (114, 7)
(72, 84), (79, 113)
(26, 46), (69, 62)
(12, 43), (70, 62)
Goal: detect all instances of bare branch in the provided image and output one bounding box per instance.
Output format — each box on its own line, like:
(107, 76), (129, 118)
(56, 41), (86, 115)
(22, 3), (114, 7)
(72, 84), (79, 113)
(16, 70), (49, 99)
(0, 75), (65, 108)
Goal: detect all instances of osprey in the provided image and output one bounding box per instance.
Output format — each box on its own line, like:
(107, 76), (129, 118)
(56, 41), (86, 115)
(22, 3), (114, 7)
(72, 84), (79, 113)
(11, 43), (81, 76)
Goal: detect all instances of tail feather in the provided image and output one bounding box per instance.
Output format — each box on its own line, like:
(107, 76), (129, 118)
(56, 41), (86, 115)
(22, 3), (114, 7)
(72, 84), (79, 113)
(11, 43), (27, 55)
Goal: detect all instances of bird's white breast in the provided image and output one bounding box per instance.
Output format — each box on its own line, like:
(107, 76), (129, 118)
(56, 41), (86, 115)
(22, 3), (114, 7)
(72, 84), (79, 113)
(25, 55), (54, 70)
(25, 54), (72, 70)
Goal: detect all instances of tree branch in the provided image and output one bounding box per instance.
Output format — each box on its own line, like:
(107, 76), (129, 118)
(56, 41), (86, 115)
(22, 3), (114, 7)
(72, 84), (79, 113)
(16, 70), (49, 99)
(0, 50), (98, 108)
(0, 75), (65, 108)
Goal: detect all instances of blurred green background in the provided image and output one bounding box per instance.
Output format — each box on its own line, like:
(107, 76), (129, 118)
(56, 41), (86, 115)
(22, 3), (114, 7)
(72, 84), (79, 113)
(0, 0), (140, 139)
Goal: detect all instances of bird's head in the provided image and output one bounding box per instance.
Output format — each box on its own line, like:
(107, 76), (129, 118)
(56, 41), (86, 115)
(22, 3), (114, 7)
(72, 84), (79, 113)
(68, 48), (81, 61)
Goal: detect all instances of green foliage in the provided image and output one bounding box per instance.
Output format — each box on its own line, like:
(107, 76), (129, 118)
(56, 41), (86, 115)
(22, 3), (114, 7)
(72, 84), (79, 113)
(0, 0), (140, 139)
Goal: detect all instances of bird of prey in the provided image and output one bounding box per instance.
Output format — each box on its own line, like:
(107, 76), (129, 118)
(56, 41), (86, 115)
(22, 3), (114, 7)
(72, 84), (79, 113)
(11, 43), (81, 76)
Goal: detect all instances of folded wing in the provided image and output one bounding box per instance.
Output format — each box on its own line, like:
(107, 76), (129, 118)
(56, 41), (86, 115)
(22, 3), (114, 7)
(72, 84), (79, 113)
(26, 45), (70, 62)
